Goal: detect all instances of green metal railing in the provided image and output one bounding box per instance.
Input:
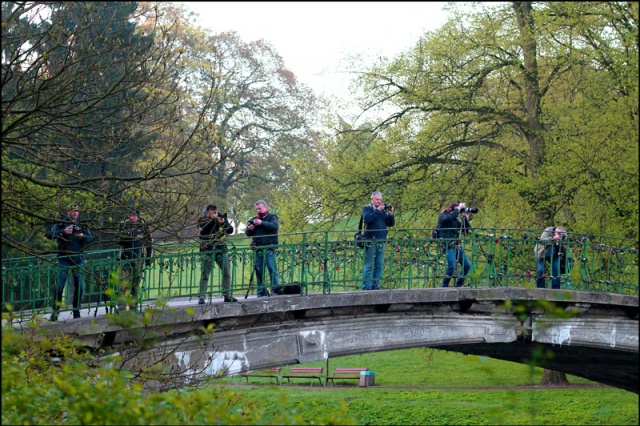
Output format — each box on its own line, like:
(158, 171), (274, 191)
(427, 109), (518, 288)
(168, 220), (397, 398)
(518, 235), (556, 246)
(2, 228), (638, 317)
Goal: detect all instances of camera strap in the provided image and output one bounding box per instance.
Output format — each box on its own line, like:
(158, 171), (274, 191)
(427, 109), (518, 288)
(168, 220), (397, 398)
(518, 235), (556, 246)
(358, 214), (364, 233)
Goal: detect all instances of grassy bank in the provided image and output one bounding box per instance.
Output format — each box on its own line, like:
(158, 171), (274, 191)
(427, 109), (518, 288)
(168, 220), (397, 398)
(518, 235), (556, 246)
(203, 348), (639, 425)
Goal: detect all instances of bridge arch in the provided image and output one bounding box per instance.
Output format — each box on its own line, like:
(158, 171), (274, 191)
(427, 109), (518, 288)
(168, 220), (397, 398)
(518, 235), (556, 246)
(47, 288), (638, 393)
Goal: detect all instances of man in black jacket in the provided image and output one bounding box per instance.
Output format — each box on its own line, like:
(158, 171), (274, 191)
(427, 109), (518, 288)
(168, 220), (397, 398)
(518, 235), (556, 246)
(46, 203), (95, 321)
(245, 200), (279, 297)
(199, 205), (235, 303)
(118, 209), (153, 311)
(437, 202), (472, 287)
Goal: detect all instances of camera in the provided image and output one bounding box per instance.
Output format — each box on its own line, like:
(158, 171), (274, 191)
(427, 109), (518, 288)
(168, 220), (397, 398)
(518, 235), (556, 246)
(460, 207), (479, 214)
(248, 217), (257, 227)
(560, 233), (568, 241)
(71, 224), (83, 233)
(382, 203), (393, 211)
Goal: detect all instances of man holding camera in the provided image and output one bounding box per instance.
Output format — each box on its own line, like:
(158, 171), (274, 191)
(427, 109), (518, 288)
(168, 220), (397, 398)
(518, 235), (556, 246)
(437, 202), (472, 287)
(534, 226), (568, 289)
(245, 200), (279, 297)
(361, 191), (396, 290)
(199, 205), (235, 303)
(118, 208), (153, 311)
(46, 202), (95, 321)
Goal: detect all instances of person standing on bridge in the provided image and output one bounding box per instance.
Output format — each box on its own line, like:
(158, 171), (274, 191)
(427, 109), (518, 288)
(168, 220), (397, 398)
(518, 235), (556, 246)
(437, 202), (471, 287)
(535, 226), (568, 289)
(361, 191), (395, 290)
(198, 205), (235, 304)
(118, 208), (153, 311)
(46, 202), (95, 321)
(245, 200), (280, 297)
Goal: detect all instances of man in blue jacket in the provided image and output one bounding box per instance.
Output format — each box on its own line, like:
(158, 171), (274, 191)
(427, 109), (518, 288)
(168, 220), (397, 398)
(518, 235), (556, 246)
(46, 203), (95, 321)
(245, 200), (280, 297)
(361, 191), (395, 290)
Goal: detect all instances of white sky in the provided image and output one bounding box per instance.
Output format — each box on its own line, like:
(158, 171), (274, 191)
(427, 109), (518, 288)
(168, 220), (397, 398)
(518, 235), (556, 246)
(178, 2), (450, 102)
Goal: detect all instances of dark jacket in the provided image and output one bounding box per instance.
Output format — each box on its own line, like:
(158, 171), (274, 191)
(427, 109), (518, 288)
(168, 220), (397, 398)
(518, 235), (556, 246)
(245, 212), (279, 247)
(46, 215), (95, 265)
(437, 209), (463, 242)
(119, 218), (153, 259)
(199, 216), (234, 251)
(362, 204), (395, 240)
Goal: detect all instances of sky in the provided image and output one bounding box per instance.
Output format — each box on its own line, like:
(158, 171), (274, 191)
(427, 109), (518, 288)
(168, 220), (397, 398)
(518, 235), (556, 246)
(178, 2), (450, 102)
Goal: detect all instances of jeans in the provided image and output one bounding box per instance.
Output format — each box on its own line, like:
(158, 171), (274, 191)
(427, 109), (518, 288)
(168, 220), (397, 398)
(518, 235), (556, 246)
(200, 250), (232, 299)
(254, 248), (279, 297)
(442, 246), (471, 287)
(363, 242), (385, 290)
(536, 246), (561, 289)
(53, 259), (85, 313)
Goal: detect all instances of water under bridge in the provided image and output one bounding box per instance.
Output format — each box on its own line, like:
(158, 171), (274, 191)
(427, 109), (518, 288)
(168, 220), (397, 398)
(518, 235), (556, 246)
(4, 228), (639, 393)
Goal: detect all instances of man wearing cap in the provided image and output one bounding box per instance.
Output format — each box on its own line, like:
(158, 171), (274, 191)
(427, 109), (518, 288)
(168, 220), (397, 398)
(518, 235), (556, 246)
(534, 225), (569, 289)
(198, 205), (235, 303)
(118, 208), (153, 311)
(46, 203), (95, 321)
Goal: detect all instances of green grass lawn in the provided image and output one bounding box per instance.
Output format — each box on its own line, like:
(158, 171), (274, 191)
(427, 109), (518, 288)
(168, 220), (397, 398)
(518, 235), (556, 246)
(203, 348), (639, 425)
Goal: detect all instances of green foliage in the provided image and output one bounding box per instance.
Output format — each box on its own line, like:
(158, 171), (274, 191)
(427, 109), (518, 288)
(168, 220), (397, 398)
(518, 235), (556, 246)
(1, 317), (351, 425)
(284, 1), (638, 240)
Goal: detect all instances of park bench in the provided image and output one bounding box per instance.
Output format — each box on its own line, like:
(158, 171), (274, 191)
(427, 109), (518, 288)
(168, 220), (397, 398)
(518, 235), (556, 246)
(325, 368), (369, 386)
(239, 367), (281, 385)
(281, 367), (324, 386)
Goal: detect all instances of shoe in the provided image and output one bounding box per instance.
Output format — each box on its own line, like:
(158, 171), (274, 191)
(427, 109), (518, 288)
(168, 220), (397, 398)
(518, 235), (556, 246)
(73, 310), (81, 319)
(198, 297), (205, 305)
(224, 297), (238, 303)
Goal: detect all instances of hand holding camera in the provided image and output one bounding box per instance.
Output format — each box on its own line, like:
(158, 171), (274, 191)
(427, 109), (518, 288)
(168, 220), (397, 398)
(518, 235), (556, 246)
(247, 216), (260, 230)
(65, 224), (83, 237)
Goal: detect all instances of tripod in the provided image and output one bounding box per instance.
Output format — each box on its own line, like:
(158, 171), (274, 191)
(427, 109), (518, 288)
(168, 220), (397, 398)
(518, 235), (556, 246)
(244, 265), (272, 299)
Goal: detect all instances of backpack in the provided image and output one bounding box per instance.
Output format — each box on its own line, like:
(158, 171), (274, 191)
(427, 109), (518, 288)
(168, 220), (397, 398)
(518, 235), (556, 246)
(432, 217), (442, 239)
(432, 226), (440, 239)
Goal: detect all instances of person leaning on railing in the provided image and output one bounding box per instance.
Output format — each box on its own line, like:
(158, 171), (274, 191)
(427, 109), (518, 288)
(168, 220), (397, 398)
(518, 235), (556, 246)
(198, 205), (235, 303)
(45, 202), (95, 321)
(534, 226), (568, 289)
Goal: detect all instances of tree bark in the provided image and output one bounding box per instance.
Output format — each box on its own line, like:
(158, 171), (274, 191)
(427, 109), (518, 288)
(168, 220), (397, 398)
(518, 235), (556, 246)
(540, 369), (570, 386)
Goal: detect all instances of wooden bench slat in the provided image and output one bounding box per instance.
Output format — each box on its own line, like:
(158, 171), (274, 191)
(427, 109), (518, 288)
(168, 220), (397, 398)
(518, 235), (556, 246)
(282, 367), (323, 386)
(239, 367), (281, 385)
(325, 368), (369, 386)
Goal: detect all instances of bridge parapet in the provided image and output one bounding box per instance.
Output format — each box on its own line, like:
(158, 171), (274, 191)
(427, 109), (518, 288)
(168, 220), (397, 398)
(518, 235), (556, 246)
(3, 228), (638, 318)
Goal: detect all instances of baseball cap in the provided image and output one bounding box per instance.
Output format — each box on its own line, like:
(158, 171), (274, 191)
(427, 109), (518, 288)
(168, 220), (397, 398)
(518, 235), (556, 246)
(67, 203), (80, 212)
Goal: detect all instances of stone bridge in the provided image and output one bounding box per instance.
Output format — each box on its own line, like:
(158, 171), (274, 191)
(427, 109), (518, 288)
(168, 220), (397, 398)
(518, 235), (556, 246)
(35, 288), (639, 393)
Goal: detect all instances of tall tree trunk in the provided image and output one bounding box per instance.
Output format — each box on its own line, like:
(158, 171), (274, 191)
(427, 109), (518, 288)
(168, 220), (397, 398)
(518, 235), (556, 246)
(540, 369), (570, 386)
(513, 1), (553, 225)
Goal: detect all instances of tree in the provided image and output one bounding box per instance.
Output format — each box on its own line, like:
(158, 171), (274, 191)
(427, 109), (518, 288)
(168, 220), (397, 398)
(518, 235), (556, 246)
(1, 2), (219, 256)
(161, 3), (320, 225)
(290, 1), (637, 238)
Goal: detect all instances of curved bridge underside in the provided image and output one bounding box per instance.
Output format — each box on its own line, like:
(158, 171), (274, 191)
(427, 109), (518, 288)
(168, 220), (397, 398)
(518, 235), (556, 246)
(40, 288), (639, 393)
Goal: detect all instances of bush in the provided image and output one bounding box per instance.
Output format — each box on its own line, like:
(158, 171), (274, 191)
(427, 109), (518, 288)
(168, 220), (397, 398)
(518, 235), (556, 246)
(2, 316), (352, 425)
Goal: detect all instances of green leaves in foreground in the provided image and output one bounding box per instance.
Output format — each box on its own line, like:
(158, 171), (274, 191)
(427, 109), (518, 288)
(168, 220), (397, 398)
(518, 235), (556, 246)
(1, 320), (353, 425)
